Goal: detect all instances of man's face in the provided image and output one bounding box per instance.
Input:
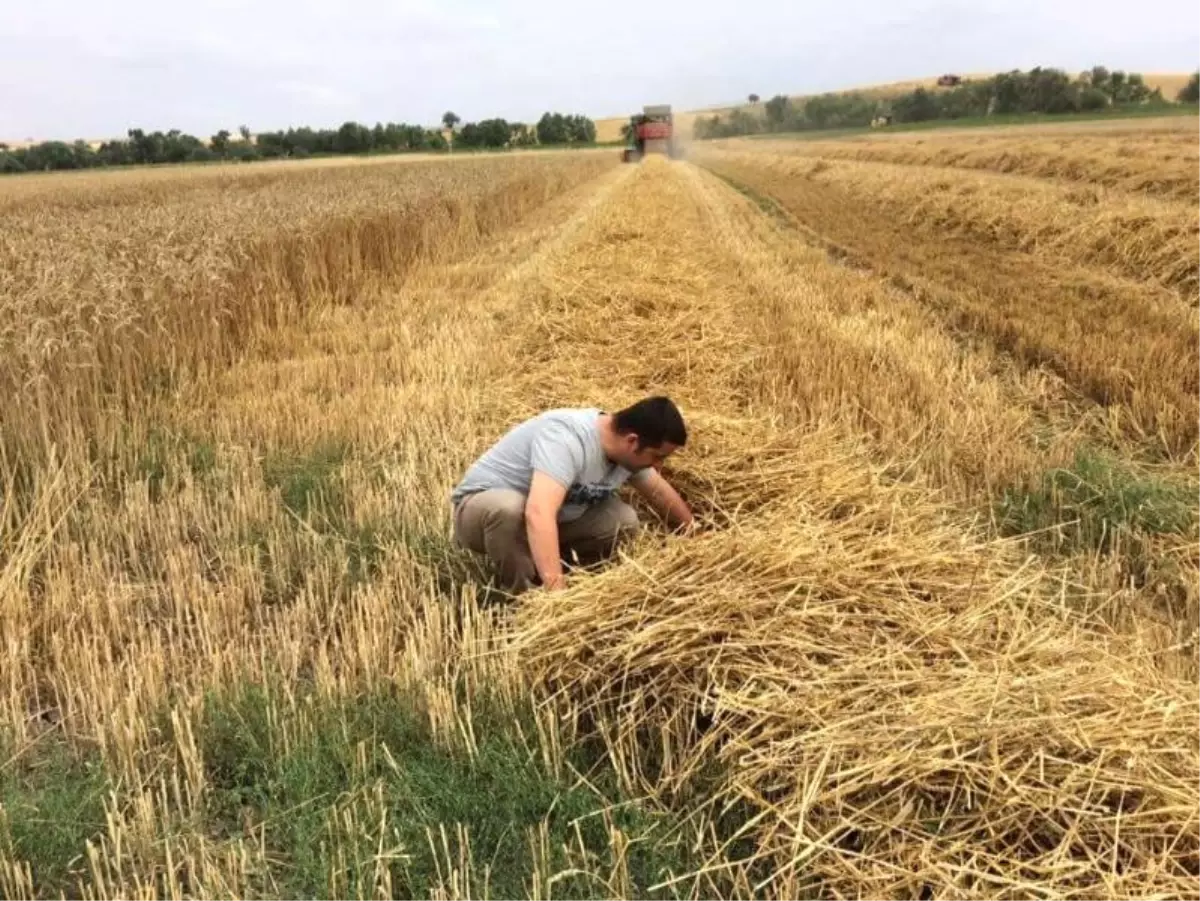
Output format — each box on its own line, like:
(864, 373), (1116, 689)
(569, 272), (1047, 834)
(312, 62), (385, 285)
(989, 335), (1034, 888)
(616, 433), (679, 473)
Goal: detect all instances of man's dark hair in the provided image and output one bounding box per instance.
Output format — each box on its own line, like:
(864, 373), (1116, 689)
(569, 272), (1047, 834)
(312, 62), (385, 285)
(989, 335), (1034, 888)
(612, 396), (687, 449)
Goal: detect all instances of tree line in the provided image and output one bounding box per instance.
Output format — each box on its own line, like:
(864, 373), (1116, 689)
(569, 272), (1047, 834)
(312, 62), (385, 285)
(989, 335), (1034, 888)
(696, 67), (1200, 139)
(446, 111), (597, 150)
(0, 110), (600, 174)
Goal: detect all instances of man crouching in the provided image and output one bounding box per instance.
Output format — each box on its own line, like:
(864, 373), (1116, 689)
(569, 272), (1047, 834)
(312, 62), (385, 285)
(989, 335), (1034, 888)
(450, 396), (694, 594)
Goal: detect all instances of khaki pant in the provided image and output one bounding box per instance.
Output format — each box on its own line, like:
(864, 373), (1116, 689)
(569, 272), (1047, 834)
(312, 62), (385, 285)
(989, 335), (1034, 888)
(452, 489), (639, 593)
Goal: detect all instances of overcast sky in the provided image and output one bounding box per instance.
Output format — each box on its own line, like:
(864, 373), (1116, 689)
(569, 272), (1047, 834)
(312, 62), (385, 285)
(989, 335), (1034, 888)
(2, 0), (1197, 141)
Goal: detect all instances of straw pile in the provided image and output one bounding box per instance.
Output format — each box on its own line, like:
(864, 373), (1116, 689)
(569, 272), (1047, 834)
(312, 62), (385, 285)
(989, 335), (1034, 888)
(503, 160), (1200, 900)
(512, 418), (1200, 898)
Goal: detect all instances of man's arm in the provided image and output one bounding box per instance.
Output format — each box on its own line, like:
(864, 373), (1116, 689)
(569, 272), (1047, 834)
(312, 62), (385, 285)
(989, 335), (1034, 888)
(630, 468), (694, 531)
(525, 471), (568, 589)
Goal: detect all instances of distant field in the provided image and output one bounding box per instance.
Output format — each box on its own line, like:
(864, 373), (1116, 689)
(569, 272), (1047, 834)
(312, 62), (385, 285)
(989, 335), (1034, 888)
(2, 116), (1198, 899)
(594, 70), (1196, 142)
(7, 73), (1192, 149)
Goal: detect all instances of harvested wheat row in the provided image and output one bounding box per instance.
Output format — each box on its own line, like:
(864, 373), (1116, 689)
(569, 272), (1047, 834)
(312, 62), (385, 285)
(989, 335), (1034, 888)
(499, 158), (1200, 900)
(695, 148), (1200, 459)
(740, 120), (1200, 201)
(511, 416), (1200, 899)
(702, 148), (1200, 298)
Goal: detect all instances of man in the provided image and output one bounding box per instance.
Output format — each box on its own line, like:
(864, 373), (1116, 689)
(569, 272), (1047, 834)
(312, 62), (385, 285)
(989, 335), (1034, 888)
(450, 396), (694, 594)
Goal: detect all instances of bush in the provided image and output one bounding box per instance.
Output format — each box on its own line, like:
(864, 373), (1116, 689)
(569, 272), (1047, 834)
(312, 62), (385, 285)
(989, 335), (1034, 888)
(1179, 72), (1200, 104)
(536, 112), (597, 145)
(0, 151), (25, 173)
(1079, 86), (1110, 111)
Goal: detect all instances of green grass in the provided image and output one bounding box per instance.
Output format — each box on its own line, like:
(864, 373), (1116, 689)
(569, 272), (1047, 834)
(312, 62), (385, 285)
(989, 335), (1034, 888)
(194, 683), (702, 900)
(262, 440), (350, 521)
(255, 441), (430, 601)
(136, 426), (219, 502)
(2, 686), (696, 897)
(0, 734), (110, 897)
(1, 686), (708, 899)
(75, 423), (220, 507)
(256, 441), (508, 603)
(995, 446), (1197, 555)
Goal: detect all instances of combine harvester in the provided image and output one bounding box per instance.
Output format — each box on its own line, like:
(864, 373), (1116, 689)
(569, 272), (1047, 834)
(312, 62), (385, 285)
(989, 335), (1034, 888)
(621, 104), (685, 162)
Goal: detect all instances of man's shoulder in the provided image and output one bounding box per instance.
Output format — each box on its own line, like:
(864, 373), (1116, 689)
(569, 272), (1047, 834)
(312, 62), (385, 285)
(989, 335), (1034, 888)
(533, 407), (600, 436)
(528, 408), (599, 464)
(537, 406), (600, 420)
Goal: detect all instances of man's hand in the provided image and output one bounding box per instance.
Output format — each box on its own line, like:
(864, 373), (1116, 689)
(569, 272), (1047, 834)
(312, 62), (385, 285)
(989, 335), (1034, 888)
(631, 468), (694, 532)
(526, 471), (568, 589)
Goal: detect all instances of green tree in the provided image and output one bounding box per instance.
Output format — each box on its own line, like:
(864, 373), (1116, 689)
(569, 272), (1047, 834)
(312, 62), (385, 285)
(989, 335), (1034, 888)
(1178, 72), (1200, 103)
(161, 129), (204, 163)
(1079, 87), (1110, 111)
(486, 118), (512, 147)
(255, 132), (290, 158)
(1106, 70), (1126, 101)
(937, 80), (992, 118)
(424, 129), (448, 151)
(727, 108), (760, 135)
(510, 123), (536, 147)
(127, 128), (168, 164)
(469, 118), (510, 148)
(96, 139), (134, 166)
(536, 112), (568, 144)
(565, 114), (595, 143)
(801, 92), (876, 129)
(893, 86), (939, 122)
(763, 94), (791, 129)
(226, 141), (260, 162)
(456, 122), (483, 148)
(333, 121), (370, 154)
(210, 129), (232, 154)
(29, 141), (82, 170)
(1023, 67), (1080, 113)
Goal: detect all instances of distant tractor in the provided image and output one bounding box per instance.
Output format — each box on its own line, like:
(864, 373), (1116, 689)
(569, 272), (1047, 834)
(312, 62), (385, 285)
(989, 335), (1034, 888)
(622, 104), (683, 162)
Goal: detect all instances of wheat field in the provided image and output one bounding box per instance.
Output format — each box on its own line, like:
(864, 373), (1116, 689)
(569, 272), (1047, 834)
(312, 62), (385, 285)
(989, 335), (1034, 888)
(1, 116), (1198, 899)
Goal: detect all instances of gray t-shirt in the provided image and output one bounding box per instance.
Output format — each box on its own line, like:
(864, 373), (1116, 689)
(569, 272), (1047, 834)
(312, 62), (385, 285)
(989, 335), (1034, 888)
(451, 408), (650, 522)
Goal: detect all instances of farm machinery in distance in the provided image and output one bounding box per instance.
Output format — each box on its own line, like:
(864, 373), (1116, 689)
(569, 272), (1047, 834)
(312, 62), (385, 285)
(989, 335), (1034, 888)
(622, 104), (685, 162)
